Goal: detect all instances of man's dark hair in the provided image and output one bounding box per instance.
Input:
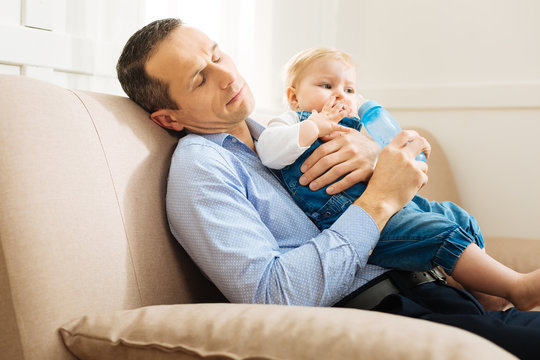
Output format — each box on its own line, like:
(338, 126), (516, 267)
(117, 18), (182, 113)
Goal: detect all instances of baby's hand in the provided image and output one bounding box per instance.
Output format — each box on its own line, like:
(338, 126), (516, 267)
(308, 97), (351, 137)
(320, 96), (353, 122)
(308, 110), (349, 138)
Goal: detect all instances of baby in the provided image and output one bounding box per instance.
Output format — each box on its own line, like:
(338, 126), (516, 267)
(255, 47), (540, 311)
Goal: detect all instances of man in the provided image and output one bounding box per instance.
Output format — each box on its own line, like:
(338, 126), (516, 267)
(117, 18), (540, 359)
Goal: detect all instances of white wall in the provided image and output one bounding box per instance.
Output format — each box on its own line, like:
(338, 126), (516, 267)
(339, 0), (540, 241)
(262, 0), (540, 241)
(0, 0), (273, 98)
(0, 0), (145, 94)
(1, 0), (539, 240)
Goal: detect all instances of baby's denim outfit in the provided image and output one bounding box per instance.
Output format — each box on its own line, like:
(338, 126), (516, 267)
(274, 111), (484, 274)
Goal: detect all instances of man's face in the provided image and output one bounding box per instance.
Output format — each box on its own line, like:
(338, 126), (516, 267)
(145, 26), (255, 134)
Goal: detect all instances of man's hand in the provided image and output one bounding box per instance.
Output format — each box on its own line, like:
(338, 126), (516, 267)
(299, 129), (380, 195)
(355, 130), (431, 231)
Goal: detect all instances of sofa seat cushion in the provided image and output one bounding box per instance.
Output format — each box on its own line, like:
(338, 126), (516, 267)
(59, 303), (513, 360)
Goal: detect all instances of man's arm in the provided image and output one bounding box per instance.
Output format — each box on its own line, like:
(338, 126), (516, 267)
(355, 130), (430, 230)
(299, 129), (430, 229)
(167, 140), (381, 306)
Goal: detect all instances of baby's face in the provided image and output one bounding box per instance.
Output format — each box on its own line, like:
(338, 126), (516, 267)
(291, 58), (358, 115)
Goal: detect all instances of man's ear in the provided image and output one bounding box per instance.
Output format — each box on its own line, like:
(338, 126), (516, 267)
(150, 109), (185, 131)
(286, 86), (299, 110)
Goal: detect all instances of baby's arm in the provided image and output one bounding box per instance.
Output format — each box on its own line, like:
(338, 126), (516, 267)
(299, 96), (351, 147)
(256, 111), (312, 169)
(257, 98), (351, 169)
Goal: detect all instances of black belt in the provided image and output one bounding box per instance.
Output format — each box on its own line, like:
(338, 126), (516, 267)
(335, 268), (447, 310)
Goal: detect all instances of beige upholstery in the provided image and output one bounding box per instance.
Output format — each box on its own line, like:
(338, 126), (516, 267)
(0, 74), (536, 359)
(58, 303), (512, 360)
(0, 75), (222, 360)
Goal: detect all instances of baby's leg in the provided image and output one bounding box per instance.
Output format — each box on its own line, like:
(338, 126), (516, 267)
(452, 244), (540, 311)
(369, 206), (473, 273)
(409, 196), (485, 249)
(408, 198), (535, 309)
(444, 275), (510, 311)
(368, 202), (540, 310)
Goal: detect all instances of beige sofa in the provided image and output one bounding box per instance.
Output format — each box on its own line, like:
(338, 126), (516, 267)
(1, 74), (538, 359)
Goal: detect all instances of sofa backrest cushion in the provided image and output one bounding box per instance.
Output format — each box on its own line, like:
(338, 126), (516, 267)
(0, 75), (222, 360)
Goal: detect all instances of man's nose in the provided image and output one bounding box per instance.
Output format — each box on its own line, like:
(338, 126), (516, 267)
(216, 65), (236, 90)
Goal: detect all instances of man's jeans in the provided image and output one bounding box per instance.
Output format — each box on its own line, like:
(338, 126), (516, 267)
(274, 112), (484, 274)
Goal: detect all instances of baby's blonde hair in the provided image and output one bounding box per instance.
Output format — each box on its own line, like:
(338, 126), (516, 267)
(283, 47), (356, 90)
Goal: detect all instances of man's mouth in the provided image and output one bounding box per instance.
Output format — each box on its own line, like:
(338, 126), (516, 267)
(226, 84), (244, 106)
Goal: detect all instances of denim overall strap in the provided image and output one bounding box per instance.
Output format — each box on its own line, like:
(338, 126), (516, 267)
(270, 112), (366, 229)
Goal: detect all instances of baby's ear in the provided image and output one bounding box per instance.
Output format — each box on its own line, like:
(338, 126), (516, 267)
(286, 86), (299, 109)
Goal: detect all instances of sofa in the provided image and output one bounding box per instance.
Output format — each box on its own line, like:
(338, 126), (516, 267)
(1, 74), (538, 359)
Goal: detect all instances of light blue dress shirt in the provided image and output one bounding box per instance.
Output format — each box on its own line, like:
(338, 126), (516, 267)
(166, 118), (387, 306)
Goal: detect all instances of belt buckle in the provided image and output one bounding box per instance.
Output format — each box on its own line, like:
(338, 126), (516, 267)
(428, 267), (447, 283)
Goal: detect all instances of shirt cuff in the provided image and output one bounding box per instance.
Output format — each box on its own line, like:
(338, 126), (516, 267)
(330, 204), (380, 264)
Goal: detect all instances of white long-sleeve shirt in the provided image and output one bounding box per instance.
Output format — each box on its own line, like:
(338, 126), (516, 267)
(255, 111), (310, 169)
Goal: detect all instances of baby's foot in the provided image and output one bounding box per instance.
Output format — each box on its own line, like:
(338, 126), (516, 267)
(470, 291), (511, 311)
(509, 269), (540, 311)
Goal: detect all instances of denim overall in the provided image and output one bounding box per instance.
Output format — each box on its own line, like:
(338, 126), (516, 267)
(274, 111), (484, 274)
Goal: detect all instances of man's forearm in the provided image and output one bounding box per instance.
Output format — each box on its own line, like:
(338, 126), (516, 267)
(353, 195), (395, 232)
(352, 130), (431, 232)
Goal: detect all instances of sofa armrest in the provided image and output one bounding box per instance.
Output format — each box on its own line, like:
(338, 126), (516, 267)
(486, 237), (540, 273)
(59, 303), (514, 359)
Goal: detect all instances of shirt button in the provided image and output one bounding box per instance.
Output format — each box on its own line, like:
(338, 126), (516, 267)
(231, 138), (238, 143)
(368, 249), (373, 256)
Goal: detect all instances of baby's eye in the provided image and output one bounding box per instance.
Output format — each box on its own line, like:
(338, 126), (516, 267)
(320, 83), (331, 89)
(345, 88), (355, 94)
(212, 54), (222, 63)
